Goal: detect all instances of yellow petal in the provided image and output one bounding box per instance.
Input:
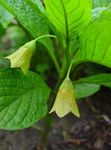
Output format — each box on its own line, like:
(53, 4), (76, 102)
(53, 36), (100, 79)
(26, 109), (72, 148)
(50, 77), (80, 117)
(6, 40), (36, 74)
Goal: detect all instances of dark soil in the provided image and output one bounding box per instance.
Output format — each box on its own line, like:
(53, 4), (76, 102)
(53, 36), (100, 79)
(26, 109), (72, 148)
(0, 88), (111, 150)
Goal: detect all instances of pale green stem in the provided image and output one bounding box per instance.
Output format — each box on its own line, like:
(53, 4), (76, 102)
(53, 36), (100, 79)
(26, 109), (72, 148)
(66, 60), (74, 78)
(34, 35), (60, 74)
(34, 35), (57, 42)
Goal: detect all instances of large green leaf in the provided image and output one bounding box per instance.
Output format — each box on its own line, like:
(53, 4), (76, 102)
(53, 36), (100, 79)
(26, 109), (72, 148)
(0, 0), (54, 52)
(92, 0), (111, 8)
(0, 0), (48, 38)
(0, 69), (50, 130)
(74, 73), (111, 99)
(44, 0), (92, 41)
(0, 4), (13, 28)
(76, 7), (111, 68)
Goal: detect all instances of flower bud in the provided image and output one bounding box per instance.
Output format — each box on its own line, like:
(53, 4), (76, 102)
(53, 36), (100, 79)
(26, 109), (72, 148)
(50, 77), (80, 118)
(6, 40), (36, 74)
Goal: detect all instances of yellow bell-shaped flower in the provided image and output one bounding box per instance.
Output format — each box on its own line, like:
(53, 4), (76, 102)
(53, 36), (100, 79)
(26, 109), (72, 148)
(6, 40), (36, 74)
(50, 76), (80, 118)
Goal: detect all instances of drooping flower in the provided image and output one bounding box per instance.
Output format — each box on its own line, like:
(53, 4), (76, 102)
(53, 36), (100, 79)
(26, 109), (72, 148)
(50, 76), (80, 118)
(6, 40), (36, 74)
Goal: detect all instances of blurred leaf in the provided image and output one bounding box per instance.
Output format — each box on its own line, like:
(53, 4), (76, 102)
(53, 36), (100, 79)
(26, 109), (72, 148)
(74, 73), (111, 99)
(0, 4), (13, 28)
(74, 83), (100, 99)
(76, 73), (111, 88)
(0, 68), (51, 130)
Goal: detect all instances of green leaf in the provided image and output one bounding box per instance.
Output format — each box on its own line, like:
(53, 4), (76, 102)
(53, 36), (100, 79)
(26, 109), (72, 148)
(74, 73), (111, 99)
(0, 0), (53, 51)
(0, 0), (48, 38)
(0, 4), (13, 28)
(44, 0), (92, 41)
(76, 7), (111, 68)
(74, 83), (100, 99)
(0, 69), (50, 130)
(76, 73), (111, 88)
(92, 0), (111, 8)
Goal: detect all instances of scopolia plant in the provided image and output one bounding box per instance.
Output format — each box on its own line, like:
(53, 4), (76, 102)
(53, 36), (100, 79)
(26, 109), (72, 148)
(0, 0), (111, 131)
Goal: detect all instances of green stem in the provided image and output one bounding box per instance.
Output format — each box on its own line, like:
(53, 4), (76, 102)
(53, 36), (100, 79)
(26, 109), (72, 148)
(66, 60), (74, 78)
(34, 35), (57, 41)
(40, 114), (53, 150)
(49, 51), (60, 75)
(59, 57), (67, 79)
(32, 125), (44, 132)
(34, 35), (60, 75)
